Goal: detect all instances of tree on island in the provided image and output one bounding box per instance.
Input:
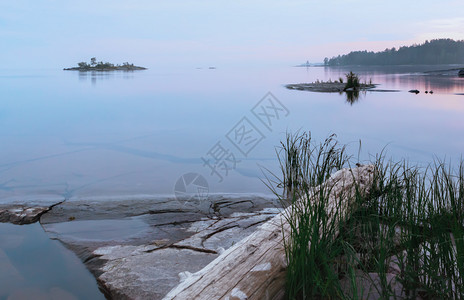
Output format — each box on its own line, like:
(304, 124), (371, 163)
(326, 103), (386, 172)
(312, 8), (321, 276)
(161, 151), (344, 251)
(65, 58), (146, 71)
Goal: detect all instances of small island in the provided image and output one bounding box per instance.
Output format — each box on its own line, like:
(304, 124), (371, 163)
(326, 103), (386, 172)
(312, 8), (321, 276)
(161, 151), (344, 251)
(64, 57), (147, 71)
(286, 71), (377, 93)
(286, 81), (377, 93)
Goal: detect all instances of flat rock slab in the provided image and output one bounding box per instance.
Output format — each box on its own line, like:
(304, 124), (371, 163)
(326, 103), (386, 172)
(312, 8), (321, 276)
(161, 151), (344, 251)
(95, 246), (215, 300)
(44, 217), (153, 243)
(40, 195), (281, 299)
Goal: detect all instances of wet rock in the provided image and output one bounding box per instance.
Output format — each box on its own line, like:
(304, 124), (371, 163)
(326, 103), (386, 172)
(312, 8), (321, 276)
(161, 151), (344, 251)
(0, 196), (65, 225)
(40, 195), (281, 299)
(0, 205), (54, 225)
(94, 246), (215, 300)
(44, 217), (153, 243)
(91, 209), (278, 299)
(40, 194), (277, 224)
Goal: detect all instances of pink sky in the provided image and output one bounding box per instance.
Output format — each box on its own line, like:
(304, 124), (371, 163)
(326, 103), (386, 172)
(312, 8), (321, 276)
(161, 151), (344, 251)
(1, 1), (464, 68)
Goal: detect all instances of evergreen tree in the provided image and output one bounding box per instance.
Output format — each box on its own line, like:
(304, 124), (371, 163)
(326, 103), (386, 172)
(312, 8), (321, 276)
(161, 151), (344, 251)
(325, 39), (464, 66)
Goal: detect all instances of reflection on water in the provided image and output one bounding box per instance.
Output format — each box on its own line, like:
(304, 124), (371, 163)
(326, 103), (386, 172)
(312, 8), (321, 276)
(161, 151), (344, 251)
(317, 65), (464, 104)
(0, 64), (463, 299)
(0, 222), (104, 299)
(0, 65), (464, 204)
(345, 90), (361, 104)
(324, 65), (464, 94)
(393, 74), (464, 94)
(77, 70), (135, 85)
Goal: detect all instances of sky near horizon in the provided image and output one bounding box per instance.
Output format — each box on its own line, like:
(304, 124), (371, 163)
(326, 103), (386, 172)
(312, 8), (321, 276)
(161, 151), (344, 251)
(1, 0), (464, 69)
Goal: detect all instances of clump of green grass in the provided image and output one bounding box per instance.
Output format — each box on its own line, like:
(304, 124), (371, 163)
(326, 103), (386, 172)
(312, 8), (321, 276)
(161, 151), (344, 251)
(267, 132), (464, 299)
(265, 132), (352, 299)
(348, 158), (464, 299)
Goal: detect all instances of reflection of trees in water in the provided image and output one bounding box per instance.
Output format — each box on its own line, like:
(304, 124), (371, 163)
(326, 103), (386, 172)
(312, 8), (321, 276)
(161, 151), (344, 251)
(384, 75), (464, 93)
(345, 91), (360, 104)
(77, 71), (134, 85)
(324, 66), (464, 94)
(341, 90), (367, 105)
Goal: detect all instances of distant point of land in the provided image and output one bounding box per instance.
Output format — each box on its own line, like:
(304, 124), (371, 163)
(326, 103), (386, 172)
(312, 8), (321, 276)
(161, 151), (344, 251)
(323, 38), (464, 66)
(64, 57), (147, 71)
(286, 72), (379, 93)
(286, 82), (376, 93)
(295, 60), (324, 67)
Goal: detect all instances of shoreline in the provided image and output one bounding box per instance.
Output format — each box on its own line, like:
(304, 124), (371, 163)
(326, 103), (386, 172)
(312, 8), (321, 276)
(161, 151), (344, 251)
(1, 194), (282, 299)
(285, 82), (378, 93)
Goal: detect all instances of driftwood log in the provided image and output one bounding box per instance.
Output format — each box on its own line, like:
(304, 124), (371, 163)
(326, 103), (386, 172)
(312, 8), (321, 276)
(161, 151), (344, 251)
(163, 165), (375, 300)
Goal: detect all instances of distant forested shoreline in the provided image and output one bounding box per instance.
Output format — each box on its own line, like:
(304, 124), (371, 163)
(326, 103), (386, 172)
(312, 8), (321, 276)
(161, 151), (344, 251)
(324, 39), (464, 66)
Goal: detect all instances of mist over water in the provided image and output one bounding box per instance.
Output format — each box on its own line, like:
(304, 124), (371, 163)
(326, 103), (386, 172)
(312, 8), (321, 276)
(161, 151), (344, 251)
(1, 65), (463, 204)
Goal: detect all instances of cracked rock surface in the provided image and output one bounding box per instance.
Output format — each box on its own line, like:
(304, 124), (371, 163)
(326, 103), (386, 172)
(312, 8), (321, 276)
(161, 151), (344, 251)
(40, 195), (281, 299)
(0, 206), (51, 224)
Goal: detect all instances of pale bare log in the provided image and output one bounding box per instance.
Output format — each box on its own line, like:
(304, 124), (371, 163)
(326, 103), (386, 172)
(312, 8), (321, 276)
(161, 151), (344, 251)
(164, 165), (374, 300)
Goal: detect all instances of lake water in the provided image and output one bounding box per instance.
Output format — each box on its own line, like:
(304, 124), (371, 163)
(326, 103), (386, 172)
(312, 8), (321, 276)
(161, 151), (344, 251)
(0, 65), (463, 297)
(1, 65), (463, 204)
(0, 222), (105, 299)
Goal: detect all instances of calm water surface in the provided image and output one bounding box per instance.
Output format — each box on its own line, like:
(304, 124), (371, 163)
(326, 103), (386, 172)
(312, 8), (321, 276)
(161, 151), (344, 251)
(0, 65), (463, 297)
(0, 222), (105, 299)
(1, 65), (463, 203)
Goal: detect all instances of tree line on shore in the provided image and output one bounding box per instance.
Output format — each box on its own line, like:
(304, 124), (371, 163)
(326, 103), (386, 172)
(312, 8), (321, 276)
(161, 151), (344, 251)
(324, 39), (464, 66)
